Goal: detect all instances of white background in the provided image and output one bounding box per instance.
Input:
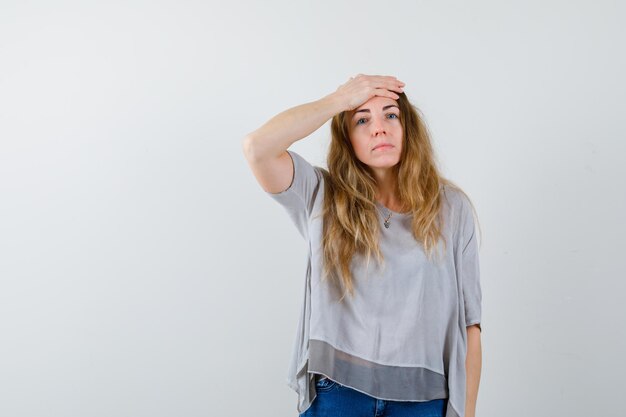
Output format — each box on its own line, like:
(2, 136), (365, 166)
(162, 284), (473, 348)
(1, 1), (624, 416)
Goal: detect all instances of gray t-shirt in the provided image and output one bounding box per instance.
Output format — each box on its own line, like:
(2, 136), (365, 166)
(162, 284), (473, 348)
(266, 150), (482, 417)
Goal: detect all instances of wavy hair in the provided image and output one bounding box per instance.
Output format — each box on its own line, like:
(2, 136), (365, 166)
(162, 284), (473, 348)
(313, 92), (481, 301)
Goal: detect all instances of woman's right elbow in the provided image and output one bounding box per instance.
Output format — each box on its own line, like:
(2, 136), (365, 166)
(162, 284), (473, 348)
(242, 135), (254, 157)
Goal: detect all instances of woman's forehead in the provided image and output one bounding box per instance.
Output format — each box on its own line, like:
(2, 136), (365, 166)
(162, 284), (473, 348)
(355, 96), (399, 111)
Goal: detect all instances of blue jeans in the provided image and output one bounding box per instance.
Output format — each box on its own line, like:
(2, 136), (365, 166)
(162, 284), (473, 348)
(299, 377), (447, 417)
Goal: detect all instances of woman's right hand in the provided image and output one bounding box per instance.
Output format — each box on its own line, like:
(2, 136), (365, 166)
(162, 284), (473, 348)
(331, 74), (405, 111)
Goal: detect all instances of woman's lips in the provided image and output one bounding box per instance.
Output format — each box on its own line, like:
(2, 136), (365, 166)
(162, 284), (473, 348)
(373, 144), (394, 151)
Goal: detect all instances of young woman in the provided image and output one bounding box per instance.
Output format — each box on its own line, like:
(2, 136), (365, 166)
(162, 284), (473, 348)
(242, 74), (482, 417)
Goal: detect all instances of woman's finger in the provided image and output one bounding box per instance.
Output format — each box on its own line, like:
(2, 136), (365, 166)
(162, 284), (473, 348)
(374, 88), (400, 100)
(367, 75), (405, 92)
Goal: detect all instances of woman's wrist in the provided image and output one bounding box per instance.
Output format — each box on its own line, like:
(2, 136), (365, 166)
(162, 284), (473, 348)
(320, 91), (349, 115)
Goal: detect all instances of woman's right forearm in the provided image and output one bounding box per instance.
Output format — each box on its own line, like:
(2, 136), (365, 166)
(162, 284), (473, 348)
(242, 92), (346, 161)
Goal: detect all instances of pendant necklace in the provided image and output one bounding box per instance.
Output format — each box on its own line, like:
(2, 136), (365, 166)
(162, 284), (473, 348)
(378, 205), (393, 228)
(384, 211), (393, 228)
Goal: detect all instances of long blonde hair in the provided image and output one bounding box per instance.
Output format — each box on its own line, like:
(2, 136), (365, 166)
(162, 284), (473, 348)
(313, 92), (481, 301)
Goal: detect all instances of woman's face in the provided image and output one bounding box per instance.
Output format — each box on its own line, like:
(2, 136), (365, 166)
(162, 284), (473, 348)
(348, 96), (403, 169)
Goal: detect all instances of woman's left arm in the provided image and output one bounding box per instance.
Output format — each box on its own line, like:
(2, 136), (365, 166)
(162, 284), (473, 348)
(465, 324), (482, 417)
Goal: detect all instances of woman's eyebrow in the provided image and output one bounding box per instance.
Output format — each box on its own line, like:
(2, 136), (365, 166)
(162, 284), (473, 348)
(353, 105), (399, 117)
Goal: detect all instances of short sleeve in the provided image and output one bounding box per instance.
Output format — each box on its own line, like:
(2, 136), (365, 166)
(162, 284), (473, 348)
(459, 197), (482, 332)
(265, 150), (322, 241)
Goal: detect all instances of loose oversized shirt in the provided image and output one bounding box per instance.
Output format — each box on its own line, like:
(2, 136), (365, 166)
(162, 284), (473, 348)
(265, 150), (482, 417)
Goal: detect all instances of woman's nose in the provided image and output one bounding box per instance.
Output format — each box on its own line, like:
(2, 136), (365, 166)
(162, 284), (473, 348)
(372, 119), (386, 135)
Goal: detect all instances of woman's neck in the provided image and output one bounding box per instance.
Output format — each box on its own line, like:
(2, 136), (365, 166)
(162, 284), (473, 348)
(373, 169), (406, 212)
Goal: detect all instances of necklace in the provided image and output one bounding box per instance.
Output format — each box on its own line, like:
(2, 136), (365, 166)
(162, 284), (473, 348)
(377, 203), (393, 228)
(383, 210), (393, 228)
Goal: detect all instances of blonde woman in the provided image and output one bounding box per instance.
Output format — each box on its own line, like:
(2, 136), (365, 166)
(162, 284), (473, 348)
(242, 74), (482, 417)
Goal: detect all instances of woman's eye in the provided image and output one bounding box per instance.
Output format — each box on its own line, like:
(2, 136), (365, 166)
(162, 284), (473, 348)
(356, 114), (398, 125)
